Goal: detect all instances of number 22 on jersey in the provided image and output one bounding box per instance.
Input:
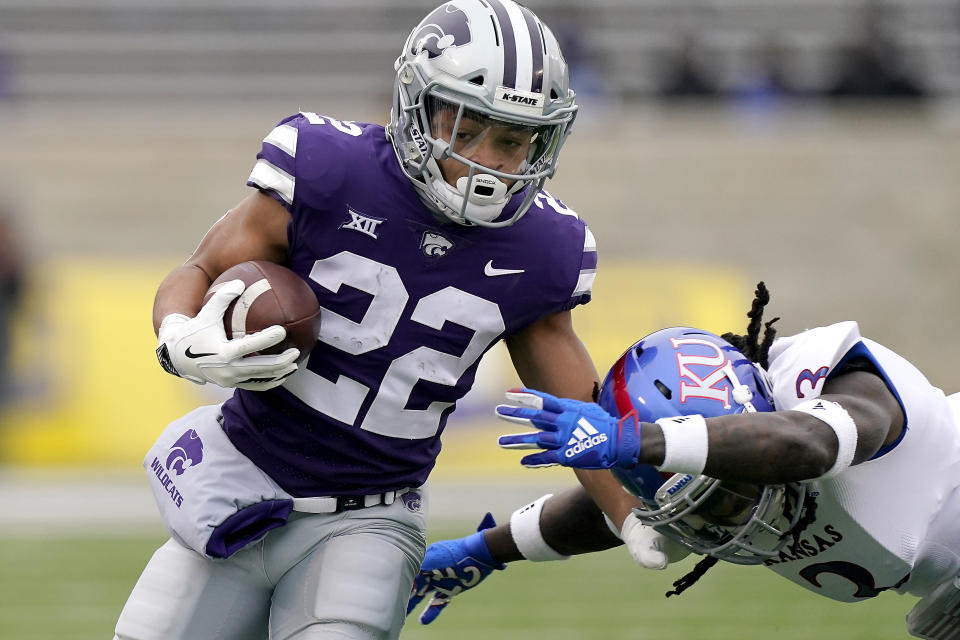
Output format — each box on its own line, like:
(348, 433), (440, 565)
(283, 251), (505, 439)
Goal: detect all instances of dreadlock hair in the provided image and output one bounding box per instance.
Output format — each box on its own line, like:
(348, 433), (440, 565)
(789, 492), (819, 546)
(720, 281), (780, 370)
(664, 492), (819, 598)
(666, 556), (718, 598)
(664, 281), (817, 598)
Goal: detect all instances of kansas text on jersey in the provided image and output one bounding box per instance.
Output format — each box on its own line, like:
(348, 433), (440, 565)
(764, 322), (960, 602)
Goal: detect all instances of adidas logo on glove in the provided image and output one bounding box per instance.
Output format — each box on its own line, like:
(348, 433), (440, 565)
(564, 418), (608, 458)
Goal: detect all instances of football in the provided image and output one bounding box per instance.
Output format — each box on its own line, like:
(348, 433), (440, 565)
(203, 261), (321, 361)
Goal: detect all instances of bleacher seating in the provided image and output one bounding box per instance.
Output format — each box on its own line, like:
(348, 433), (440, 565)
(0, 0), (957, 102)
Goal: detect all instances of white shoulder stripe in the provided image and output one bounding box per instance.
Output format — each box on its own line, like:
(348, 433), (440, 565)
(583, 227), (596, 252)
(248, 159), (295, 204)
(263, 124), (298, 158)
(300, 111), (324, 125)
(574, 269), (596, 297)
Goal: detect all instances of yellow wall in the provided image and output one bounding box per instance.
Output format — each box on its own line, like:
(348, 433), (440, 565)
(1, 259), (208, 467)
(0, 258), (746, 471)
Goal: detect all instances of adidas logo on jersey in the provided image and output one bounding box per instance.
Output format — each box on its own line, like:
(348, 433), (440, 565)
(564, 418), (608, 458)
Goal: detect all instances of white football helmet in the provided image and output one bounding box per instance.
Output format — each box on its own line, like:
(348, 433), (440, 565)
(387, 0), (578, 227)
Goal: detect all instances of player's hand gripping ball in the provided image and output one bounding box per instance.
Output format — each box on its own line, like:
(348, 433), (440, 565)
(203, 261), (321, 362)
(156, 260), (323, 391)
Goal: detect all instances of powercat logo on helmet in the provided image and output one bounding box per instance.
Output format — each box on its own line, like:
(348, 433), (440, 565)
(495, 86), (545, 116)
(410, 5), (472, 59)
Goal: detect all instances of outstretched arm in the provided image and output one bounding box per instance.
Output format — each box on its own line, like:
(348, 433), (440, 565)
(406, 482), (691, 624)
(406, 312), (690, 625)
(498, 366), (905, 485)
(482, 484), (623, 562)
(701, 369), (903, 482)
(504, 311), (640, 530)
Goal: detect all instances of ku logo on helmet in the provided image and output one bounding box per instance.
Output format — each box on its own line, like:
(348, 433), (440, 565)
(671, 337), (735, 409)
(410, 4), (472, 59)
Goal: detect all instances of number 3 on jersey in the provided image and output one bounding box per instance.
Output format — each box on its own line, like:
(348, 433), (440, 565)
(282, 251), (505, 439)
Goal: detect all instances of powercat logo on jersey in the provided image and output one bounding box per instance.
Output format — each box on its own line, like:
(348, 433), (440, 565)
(670, 337), (733, 409)
(495, 86), (545, 116)
(564, 418), (608, 458)
(421, 231), (454, 257)
(149, 429), (204, 509)
(410, 4), (472, 59)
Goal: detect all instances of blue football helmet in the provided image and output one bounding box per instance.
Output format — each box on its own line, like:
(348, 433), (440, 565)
(597, 327), (807, 565)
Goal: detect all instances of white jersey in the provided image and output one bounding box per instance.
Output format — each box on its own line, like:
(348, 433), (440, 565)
(763, 321), (960, 602)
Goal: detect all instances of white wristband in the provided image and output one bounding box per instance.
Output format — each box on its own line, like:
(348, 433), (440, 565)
(655, 415), (709, 475)
(509, 494), (570, 562)
(792, 398), (858, 478)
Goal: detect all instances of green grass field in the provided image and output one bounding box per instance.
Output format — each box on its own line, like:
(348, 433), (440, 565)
(0, 527), (914, 639)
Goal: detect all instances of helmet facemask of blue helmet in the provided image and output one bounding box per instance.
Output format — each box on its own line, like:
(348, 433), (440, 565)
(597, 327), (808, 565)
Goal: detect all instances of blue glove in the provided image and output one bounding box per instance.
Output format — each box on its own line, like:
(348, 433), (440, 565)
(496, 388), (642, 469)
(407, 513), (506, 625)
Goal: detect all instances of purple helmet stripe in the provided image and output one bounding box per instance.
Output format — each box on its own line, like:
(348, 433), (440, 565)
(486, 0), (517, 89)
(518, 5), (544, 94)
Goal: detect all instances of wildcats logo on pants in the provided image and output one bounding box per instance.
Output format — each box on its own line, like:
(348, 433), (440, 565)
(166, 429), (204, 475)
(149, 428), (204, 509)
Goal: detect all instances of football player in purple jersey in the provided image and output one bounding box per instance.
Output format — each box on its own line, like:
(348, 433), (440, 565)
(407, 284), (960, 639)
(114, 2), (603, 640)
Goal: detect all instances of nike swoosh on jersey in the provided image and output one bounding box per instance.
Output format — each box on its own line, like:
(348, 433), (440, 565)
(184, 346), (217, 359)
(484, 260), (525, 277)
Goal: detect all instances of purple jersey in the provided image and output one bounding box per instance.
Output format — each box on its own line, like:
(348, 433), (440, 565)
(221, 112), (596, 497)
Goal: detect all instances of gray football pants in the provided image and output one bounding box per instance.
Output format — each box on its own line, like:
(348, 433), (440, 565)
(114, 492), (428, 640)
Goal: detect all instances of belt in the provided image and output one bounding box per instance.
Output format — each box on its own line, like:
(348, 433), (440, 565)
(291, 490), (402, 514)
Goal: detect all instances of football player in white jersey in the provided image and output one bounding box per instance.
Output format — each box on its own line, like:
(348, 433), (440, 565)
(408, 283), (960, 639)
(115, 2), (600, 640)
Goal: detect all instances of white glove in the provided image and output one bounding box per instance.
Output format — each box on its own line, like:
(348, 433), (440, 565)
(155, 279), (300, 391)
(620, 513), (691, 570)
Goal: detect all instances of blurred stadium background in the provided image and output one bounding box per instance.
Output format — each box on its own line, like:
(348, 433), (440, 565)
(0, 0), (958, 637)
